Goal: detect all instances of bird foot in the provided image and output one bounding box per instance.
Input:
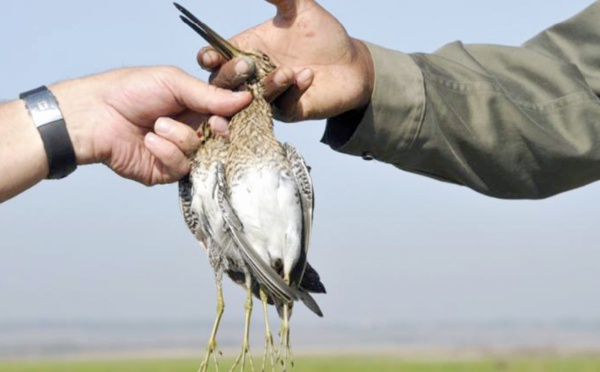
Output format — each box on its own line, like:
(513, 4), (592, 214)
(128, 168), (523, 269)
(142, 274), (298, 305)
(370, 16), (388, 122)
(229, 342), (254, 372)
(261, 331), (278, 372)
(198, 338), (222, 372)
(277, 325), (294, 372)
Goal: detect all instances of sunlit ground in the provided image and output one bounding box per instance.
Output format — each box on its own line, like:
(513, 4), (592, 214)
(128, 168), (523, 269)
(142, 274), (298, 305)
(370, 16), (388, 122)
(3, 355), (600, 372)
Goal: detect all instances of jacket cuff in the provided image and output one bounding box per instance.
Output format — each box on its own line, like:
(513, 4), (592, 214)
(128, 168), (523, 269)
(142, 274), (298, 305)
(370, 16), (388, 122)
(323, 42), (425, 163)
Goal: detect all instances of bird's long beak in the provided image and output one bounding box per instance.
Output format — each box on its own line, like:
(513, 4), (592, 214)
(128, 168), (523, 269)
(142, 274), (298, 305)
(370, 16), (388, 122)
(174, 2), (242, 61)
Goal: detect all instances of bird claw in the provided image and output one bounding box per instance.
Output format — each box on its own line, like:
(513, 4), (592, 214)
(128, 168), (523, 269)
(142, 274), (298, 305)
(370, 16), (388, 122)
(198, 339), (221, 372)
(261, 332), (278, 372)
(277, 324), (294, 372)
(229, 342), (254, 372)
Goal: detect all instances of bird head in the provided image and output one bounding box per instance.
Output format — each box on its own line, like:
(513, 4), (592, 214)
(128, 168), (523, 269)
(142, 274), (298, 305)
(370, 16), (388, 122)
(175, 3), (276, 89)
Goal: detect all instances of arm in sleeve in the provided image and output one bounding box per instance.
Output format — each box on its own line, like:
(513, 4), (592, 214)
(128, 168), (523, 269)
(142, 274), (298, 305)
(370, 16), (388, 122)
(324, 2), (600, 199)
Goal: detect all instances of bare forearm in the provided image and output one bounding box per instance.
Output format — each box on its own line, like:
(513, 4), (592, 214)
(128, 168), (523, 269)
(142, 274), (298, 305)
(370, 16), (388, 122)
(0, 100), (49, 202)
(0, 67), (252, 204)
(0, 64), (252, 204)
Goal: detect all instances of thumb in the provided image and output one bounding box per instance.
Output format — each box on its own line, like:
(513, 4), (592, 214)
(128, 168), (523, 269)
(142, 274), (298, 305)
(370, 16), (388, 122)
(167, 69), (252, 116)
(265, 0), (311, 22)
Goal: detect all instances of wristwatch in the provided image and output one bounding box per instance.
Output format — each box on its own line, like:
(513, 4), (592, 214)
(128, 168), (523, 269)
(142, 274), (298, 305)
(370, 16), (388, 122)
(20, 86), (77, 179)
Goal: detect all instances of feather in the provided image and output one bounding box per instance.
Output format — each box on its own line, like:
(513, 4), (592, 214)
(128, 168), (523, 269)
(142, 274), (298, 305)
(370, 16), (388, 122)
(216, 163), (298, 304)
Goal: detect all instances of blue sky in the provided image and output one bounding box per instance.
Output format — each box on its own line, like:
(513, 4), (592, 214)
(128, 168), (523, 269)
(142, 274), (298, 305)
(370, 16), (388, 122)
(1, 0), (599, 330)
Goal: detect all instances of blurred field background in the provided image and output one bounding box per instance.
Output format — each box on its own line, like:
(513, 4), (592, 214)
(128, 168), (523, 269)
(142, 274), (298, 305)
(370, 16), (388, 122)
(2, 320), (600, 371)
(4, 356), (600, 372)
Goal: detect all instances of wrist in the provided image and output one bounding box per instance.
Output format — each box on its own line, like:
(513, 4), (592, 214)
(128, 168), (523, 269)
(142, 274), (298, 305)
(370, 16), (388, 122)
(352, 38), (375, 110)
(20, 86), (79, 179)
(49, 78), (103, 166)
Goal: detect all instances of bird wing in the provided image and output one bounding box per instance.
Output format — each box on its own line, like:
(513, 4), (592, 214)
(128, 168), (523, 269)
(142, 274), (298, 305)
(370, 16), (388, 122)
(178, 174), (200, 236)
(284, 142), (314, 244)
(215, 163), (298, 304)
(284, 143), (314, 280)
(283, 143), (325, 317)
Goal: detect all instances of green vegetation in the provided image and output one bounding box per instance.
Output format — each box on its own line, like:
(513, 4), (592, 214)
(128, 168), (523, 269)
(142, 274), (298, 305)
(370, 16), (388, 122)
(2, 355), (600, 372)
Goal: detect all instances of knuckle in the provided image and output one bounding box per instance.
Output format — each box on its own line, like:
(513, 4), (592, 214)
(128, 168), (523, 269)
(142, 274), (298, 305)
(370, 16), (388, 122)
(165, 145), (181, 162)
(152, 66), (185, 84)
(208, 70), (225, 87)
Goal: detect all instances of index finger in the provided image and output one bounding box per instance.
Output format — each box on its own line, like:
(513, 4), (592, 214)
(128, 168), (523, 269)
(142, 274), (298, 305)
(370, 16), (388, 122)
(209, 57), (256, 90)
(166, 69), (253, 117)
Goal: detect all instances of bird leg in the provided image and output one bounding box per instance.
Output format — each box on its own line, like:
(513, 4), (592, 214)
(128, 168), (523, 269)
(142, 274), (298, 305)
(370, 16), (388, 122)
(199, 271), (225, 372)
(278, 275), (294, 372)
(259, 289), (277, 372)
(230, 277), (254, 372)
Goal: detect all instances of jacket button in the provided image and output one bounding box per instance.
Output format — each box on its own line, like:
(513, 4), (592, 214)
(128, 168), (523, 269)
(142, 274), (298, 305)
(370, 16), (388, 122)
(361, 151), (374, 161)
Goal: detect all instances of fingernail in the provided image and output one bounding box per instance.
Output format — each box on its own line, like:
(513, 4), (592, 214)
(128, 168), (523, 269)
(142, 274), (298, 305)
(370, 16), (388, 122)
(145, 132), (159, 147)
(155, 118), (172, 135)
(297, 68), (313, 85)
(274, 70), (290, 86)
(201, 52), (215, 67)
(236, 57), (256, 77)
(208, 116), (230, 135)
(233, 91), (251, 99)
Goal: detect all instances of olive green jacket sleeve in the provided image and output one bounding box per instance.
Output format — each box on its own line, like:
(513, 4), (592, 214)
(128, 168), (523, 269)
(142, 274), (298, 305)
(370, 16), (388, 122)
(324, 1), (600, 199)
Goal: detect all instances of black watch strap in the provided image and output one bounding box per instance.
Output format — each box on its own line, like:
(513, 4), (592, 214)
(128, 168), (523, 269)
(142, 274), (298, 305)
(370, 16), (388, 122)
(20, 86), (77, 179)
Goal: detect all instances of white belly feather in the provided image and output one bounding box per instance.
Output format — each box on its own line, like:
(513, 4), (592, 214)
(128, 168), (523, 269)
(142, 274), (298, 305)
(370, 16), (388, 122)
(229, 167), (302, 272)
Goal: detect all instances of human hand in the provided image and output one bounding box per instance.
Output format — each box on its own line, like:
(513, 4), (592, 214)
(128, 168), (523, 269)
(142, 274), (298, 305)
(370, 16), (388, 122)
(197, 0), (374, 122)
(50, 67), (251, 185)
